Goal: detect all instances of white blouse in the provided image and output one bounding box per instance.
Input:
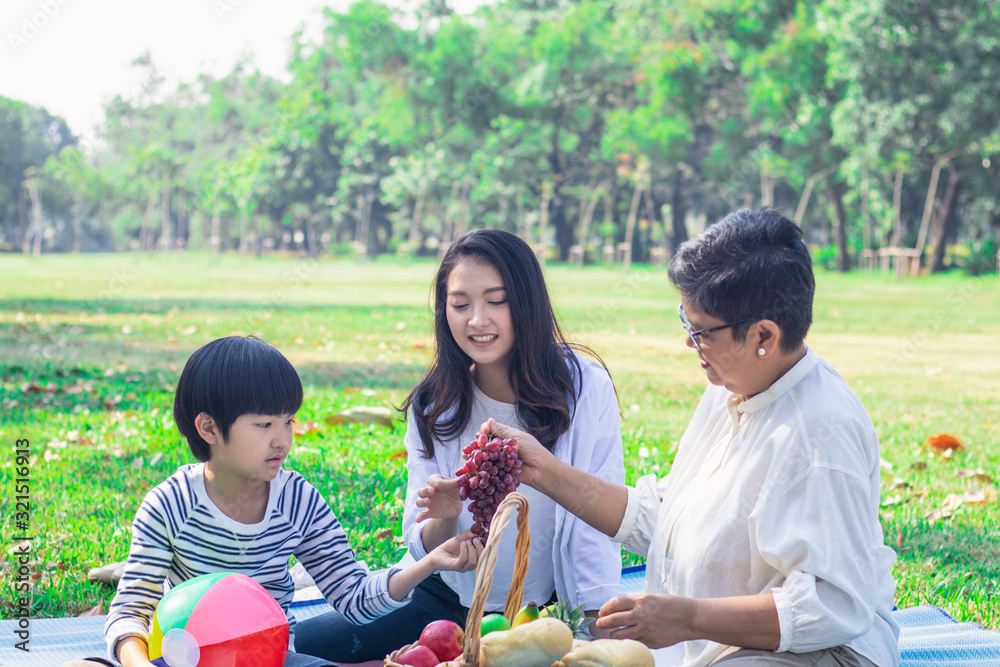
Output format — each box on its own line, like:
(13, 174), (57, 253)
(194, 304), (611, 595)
(613, 348), (900, 667)
(402, 352), (625, 612)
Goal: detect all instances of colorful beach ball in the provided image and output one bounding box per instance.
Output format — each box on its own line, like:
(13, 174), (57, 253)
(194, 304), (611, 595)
(148, 572), (289, 667)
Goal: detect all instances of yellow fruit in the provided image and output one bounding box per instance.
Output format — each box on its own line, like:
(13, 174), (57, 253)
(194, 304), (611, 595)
(512, 601), (539, 627)
(481, 613), (511, 636)
(479, 617), (573, 667)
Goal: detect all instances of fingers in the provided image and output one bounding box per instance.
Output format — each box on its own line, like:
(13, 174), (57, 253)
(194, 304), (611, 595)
(594, 609), (633, 630)
(599, 595), (637, 616)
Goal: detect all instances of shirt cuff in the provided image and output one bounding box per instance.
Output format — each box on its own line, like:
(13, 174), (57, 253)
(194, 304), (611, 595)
(611, 485), (640, 544)
(106, 620), (149, 663)
(771, 585), (793, 653)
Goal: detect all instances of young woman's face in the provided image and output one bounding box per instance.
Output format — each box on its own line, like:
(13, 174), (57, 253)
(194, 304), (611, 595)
(445, 257), (516, 373)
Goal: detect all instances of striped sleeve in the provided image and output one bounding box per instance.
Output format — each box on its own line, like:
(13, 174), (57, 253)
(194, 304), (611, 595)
(103, 482), (182, 661)
(290, 478), (408, 624)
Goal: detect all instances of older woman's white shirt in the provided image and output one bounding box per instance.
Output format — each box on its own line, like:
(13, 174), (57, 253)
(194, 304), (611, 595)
(402, 352), (624, 612)
(614, 348), (900, 667)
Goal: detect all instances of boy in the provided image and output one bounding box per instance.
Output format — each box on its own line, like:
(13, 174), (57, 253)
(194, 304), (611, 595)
(68, 336), (481, 667)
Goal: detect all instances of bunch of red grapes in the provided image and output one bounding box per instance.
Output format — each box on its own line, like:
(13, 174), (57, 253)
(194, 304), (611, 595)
(455, 430), (522, 539)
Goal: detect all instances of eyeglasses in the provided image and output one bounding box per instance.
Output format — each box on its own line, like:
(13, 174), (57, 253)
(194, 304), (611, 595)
(677, 304), (757, 355)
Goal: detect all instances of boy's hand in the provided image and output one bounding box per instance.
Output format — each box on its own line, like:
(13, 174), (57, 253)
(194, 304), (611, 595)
(429, 529), (484, 573)
(479, 418), (548, 486)
(415, 474), (463, 522)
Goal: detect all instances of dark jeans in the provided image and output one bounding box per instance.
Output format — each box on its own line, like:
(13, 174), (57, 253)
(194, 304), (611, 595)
(294, 574), (468, 663)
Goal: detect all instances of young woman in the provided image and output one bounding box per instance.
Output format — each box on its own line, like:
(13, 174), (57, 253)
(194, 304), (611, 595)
(480, 208), (900, 667)
(295, 229), (625, 663)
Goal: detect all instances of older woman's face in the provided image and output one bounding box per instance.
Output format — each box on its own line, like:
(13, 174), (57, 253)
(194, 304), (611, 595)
(679, 299), (761, 396)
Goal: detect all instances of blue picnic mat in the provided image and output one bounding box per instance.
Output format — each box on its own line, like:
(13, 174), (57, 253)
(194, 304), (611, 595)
(3, 566), (998, 666)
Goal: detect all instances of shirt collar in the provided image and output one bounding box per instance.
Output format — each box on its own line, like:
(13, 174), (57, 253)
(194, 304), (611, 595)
(734, 346), (817, 416)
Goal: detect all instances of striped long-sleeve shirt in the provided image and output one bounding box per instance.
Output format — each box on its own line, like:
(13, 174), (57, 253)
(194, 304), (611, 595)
(104, 463), (406, 661)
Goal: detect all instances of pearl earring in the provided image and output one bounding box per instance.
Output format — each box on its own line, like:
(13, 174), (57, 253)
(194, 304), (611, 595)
(757, 348), (766, 356)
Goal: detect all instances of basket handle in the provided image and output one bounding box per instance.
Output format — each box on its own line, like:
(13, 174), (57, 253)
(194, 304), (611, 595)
(460, 492), (531, 667)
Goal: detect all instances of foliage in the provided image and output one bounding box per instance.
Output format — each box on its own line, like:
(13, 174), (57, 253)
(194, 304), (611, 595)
(0, 1), (998, 271)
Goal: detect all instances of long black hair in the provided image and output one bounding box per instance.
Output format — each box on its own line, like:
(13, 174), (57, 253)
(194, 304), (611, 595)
(402, 229), (603, 458)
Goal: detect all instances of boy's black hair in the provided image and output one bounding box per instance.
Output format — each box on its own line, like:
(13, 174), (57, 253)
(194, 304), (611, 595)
(173, 336), (303, 461)
(668, 206), (815, 352)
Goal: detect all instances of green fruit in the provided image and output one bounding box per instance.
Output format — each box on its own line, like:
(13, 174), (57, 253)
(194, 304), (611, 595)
(480, 613), (511, 636)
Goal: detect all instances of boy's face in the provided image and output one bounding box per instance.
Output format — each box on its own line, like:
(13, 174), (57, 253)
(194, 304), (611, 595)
(209, 413), (295, 483)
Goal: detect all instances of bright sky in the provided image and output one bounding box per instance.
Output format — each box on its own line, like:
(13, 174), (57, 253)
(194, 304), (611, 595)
(1, 0), (482, 145)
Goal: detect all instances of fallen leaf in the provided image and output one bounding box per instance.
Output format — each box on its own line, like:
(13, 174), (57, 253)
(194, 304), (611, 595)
(881, 495), (904, 507)
(390, 450), (407, 460)
(179, 325), (198, 336)
(375, 529), (394, 540)
(895, 530), (905, 548)
(923, 433), (963, 452)
(324, 414), (350, 426)
(78, 604), (103, 617)
(910, 462), (928, 471)
(21, 381), (56, 395)
(959, 489), (989, 505)
(344, 386), (360, 394)
(957, 469), (995, 485)
(337, 406), (395, 426)
(293, 421), (321, 436)
(940, 493), (965, 512)
(924, 508), (953, 523)
(7, 541), (32, 556)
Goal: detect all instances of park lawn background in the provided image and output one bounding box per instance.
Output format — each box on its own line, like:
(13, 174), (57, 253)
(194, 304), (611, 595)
(0, 253), (998, 628)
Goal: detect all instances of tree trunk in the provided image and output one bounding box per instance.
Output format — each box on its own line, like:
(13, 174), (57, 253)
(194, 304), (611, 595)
(239, 206), (250, 258)
(623, 179), (643, 272)
(891, 164), (904, 246)
(538, 182), (552, 266)
(160, 174), (171, 253)
(210, 213), (221, 258)
(671, 171), (688, 254)
(26, 177), (44, 258)
(577, 181), (606, 266)
(828, 182), (851, 272)
(929, 164), (960, 273)
(550, 194), (573, 261)
(407, 192), (423, 250)
(793, 165), (836, 226)
(176, 188), (186, 250)
(139, 187), (156, 252)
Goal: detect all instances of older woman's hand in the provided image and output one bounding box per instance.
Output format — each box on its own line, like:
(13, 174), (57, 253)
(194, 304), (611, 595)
(595, 594), (692, 649)
(479, 417), (548, 487)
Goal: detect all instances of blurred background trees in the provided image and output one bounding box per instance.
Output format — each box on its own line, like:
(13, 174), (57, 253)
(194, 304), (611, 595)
(1, 0), (997, 274)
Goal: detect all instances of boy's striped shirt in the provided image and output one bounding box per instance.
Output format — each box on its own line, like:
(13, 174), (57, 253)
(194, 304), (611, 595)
(104, 464), (405, 660)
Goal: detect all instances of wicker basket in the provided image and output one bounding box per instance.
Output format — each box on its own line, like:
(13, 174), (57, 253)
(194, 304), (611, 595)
(385, 492), (531, 667)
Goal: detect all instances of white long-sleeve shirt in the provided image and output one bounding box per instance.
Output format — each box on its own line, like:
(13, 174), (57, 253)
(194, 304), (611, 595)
(104, 464), (407, 661)
(402, 352), (624, 612)
(613, 348), (900, 667)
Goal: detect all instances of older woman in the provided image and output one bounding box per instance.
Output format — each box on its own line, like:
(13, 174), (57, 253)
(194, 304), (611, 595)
(483, 207), (900, 667)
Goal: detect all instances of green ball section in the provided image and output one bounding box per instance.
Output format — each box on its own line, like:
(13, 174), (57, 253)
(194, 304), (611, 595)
(157, 572), (231, 633)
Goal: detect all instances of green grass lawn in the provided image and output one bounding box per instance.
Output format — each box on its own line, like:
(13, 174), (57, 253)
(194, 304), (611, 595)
(1, 252), (998, 627)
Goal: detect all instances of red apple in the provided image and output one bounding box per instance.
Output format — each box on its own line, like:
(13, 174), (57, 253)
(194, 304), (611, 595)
(434, 661), (461, 667)
(395, 644), (439, 667)
(419, 619), (465, 662)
